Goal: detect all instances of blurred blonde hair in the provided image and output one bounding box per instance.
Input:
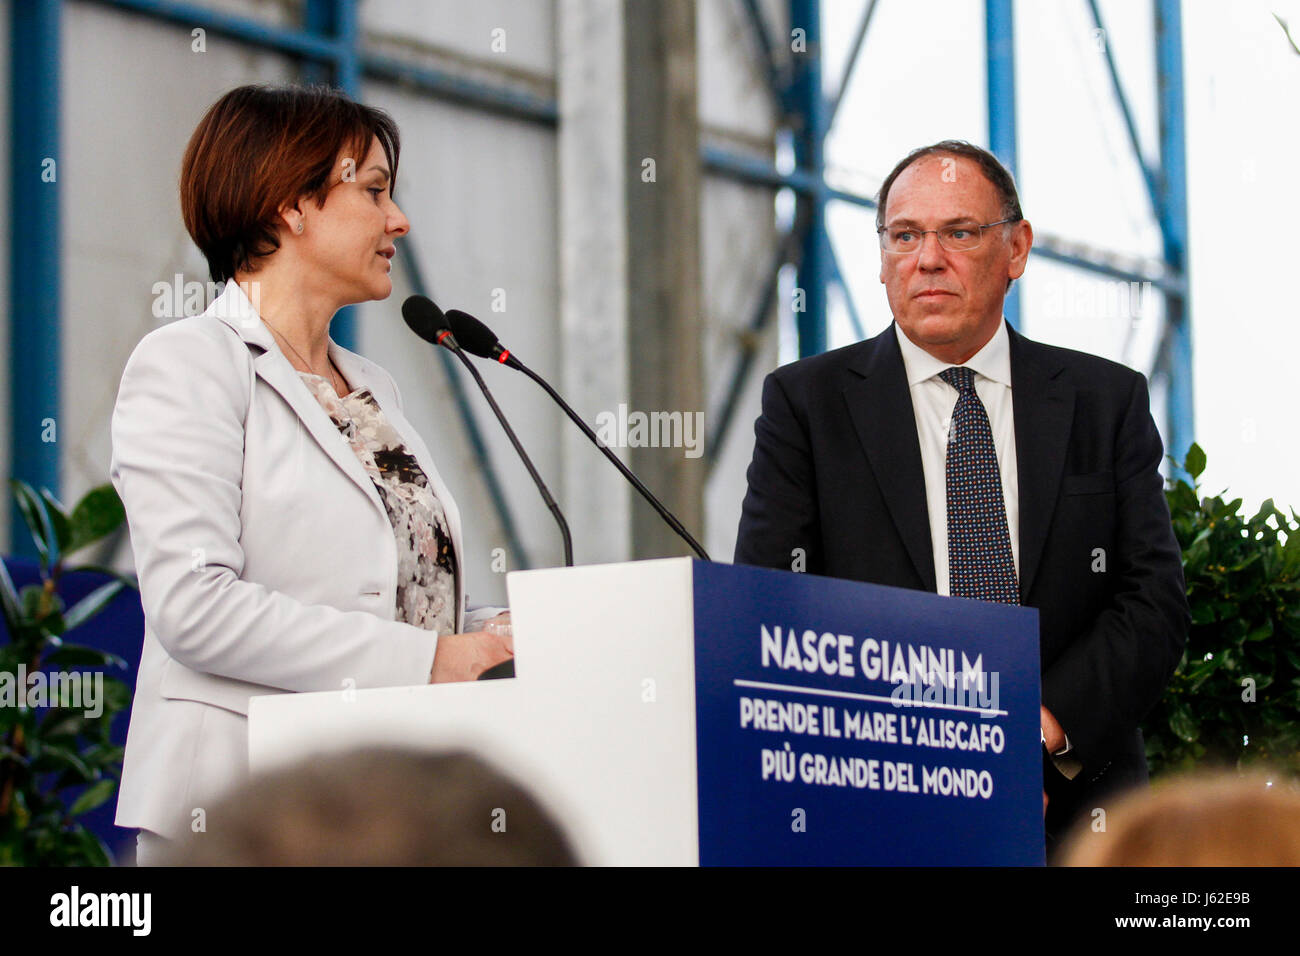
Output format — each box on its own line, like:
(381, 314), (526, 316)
(1058, 768), (1300, 866)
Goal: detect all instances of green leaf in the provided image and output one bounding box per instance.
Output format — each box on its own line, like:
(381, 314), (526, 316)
(1185, 656), (1223, 692)
(1184, 442), (1207, 480)
(79, 743), (125, 768)
(100, 676), (132, 712)
(37, 488), (71, 552)
(62, 579), (126, 632)
(1250, 498), (1278, 525)
(1168, 481), (1199, 517)
(9, 479), (60, 570)
(1229, 551), (1262, 573)
(38, 707), (89, 739)
(1189, 598), (1217, 626)
(67, 564), (139, 591)
(0, 556), (22, 632)
(44, 644), (128, 670)
(65, 485), (126, 555)
(68, 779), (117, 817)
(0, 744), (31, 767)
(1245, 620), (1275, 642)
(19, 583), (61, 622)
(30, 742), (95, 781)
(1169, 706), (1200, 743)
(74, 827), (114, 867)
(1185, 532), (1212, 569)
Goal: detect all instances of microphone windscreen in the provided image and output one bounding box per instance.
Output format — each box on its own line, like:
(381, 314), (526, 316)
(445, 309), (500, 359)
(401, 294), (448, 343)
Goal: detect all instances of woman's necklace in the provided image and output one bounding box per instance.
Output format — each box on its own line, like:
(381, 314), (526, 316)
(263, 321), (356, 430)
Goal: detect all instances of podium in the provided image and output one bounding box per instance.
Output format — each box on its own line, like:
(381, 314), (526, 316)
(249, 558), (1045, 865)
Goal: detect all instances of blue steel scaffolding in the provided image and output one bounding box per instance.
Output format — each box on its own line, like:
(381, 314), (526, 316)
(7, 0), (1194, 558)
(704, 0), (1193, 472)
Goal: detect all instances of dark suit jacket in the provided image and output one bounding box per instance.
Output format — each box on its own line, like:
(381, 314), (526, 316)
(734, 320), (1189, 846)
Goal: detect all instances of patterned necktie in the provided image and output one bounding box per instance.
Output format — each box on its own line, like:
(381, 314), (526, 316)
(939, 366), (1019, 604)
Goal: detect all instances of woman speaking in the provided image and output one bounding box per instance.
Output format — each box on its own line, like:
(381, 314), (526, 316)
(109, 85), (513, 864)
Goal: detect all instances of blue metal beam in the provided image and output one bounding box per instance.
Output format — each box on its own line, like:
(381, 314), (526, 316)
(1155, 0), (1194, 466)
(705, 242), (787, 466)
(703, 145), (1181, 294)
(302, 0), (337, 86)
(986, 0), (1019, 328)
(95, 0), (343, 59)
(826, 0), (879, 130)
(985, 0), (1018, 188)
(702, 144), (875, 208)
(829, 253), (867, 342)
(788, 0), (828, 357)
(1085, 0), (1161, 219)
(395, 242), (532, 571)
(361, 50), (559, 126)
(739, 0), (789, 115)
(706, 210), (811, 466)
(91, 0), (559, 126)
(9, 0), (61, 557)
(331, 0), (360, 95)
(303, 0), (361, 351)
(1029, 243), (1185, 297)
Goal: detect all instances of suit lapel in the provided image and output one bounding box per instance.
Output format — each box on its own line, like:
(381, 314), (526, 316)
(1007, 324), (1074, 601)
(842, 327), (937, 591)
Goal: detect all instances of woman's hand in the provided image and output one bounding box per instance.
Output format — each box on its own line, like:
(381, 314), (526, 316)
(429, 627), (514, 683)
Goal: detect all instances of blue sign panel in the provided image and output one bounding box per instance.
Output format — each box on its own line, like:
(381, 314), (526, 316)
(693, 562), (1044, 865)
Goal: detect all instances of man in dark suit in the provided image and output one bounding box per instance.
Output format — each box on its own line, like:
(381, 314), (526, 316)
(734, 140), (1189, 853)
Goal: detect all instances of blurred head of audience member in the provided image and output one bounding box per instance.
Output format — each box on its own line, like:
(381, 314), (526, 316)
(160, 747), (578, 866)
(1058, 768), (1300, 866)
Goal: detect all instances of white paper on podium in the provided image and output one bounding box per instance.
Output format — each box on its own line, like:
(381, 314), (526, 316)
(248, 557), (701, 865)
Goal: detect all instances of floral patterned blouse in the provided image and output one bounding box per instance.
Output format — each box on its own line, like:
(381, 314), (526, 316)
(298, 372), (459, 637)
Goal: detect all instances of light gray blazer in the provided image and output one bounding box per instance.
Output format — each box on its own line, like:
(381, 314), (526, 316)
(110, 279), (489, 839)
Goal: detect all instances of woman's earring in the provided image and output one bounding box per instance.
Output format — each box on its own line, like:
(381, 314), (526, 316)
(296, 222), (304, 234)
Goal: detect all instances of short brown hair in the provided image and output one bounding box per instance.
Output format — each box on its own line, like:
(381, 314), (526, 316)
(159, 747), (578, 866)
(874, 139), (1022, 231)
(180, 84), (401, 284)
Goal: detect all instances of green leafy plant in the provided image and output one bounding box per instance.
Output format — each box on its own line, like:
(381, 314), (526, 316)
(1144, 444), (1300, 776)
(0, 479), (136, 865)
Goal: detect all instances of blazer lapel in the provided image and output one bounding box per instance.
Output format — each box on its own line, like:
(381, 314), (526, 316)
(842, 326), (937, 591)
(208, 281), (468, 631)
(1007, 324), (1074, 601)
(208, 289), (388, 524)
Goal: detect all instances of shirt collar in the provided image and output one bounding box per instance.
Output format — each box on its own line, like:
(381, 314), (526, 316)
(893, 317), (1012, 388)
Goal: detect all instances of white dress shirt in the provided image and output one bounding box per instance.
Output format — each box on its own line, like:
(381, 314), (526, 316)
(893, 318), (1019, 598)
(893, 318), (1076, 766)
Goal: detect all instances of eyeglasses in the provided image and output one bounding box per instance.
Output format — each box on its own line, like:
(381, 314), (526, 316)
(877, 217), (1021, 254)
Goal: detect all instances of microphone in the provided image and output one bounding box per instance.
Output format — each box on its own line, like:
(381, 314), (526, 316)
(444, 309), (711, 562)
(402, 295), (574, 570)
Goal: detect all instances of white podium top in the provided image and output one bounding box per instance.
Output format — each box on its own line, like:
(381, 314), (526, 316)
(249, 557), (701, 865)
